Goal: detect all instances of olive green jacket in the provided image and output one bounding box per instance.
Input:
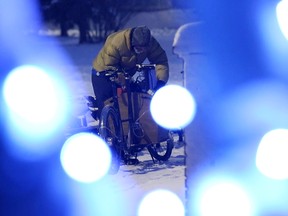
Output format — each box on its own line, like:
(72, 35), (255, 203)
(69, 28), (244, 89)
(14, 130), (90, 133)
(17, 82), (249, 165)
(92, 28), (169, 82)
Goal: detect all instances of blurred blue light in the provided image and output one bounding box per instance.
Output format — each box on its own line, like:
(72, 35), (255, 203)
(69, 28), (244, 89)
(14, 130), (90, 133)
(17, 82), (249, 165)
(150, 85), (196, 129)
(65, 176), (130, 216)
(214, 80), (288, 141)
(138, 189), (185, 216)
(60, 133), (111, 183)
(0, 0), (41, 43)
(257, 1), (288, 79)
(276, 0), (288, 40)
(2, 65), (69, 160)
(250, 174), (288, 215)
(256, 128), (288, 180)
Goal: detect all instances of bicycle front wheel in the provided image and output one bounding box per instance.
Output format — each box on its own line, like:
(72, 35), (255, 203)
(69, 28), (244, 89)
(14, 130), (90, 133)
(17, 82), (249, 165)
(99, 106), (124, 174)
(147, 138), (174, 161)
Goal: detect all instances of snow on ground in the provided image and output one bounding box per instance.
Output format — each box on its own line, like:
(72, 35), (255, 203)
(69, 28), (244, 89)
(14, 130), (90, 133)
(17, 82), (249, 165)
(49, 9), (195, 216)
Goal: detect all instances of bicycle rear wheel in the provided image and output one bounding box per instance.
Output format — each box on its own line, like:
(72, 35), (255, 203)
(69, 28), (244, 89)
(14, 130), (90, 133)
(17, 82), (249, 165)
(147, 138), (174, 161)
(99, 105), (123, 174)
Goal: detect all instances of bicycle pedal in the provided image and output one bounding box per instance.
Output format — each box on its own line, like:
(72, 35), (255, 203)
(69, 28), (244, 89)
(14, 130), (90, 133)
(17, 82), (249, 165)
(125, 158), (140, 165)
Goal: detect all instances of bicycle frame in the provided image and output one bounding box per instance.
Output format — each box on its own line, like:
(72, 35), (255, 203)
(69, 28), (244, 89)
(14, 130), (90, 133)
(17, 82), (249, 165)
(98, 64), (174, 169)
(108, 70), (140, 149)
(105, 65), (157, 149)
(65, 64), (174, 173)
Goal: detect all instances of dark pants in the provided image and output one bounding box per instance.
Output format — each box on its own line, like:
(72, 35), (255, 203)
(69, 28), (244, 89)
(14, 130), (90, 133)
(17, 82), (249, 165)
(91, 69), (113, 118)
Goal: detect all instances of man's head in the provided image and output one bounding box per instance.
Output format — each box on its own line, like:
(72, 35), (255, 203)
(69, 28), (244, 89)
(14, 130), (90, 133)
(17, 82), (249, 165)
(131, 26), (151, 53)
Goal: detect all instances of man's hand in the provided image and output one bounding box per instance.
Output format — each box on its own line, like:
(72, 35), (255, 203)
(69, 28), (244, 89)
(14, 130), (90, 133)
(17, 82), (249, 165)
(115, 73), (126, 86)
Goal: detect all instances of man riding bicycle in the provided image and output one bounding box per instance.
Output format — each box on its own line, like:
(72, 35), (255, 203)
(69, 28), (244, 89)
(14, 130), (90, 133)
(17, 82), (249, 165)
(91, 25), (169, 117)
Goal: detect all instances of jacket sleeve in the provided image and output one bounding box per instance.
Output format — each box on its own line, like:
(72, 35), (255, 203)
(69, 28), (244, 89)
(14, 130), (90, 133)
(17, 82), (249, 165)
(147, 37), (169, 83)
(101, 43), (121, 70)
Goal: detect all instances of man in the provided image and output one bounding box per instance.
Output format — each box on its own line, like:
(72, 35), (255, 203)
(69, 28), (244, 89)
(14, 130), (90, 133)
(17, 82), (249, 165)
(91, 25), (169, 117)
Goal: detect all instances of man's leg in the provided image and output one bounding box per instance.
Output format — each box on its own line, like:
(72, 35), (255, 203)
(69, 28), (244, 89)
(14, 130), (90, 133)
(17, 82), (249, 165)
(91, 70), (113, 119)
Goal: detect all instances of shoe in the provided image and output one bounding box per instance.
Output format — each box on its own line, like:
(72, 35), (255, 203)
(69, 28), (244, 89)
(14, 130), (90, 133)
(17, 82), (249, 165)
(124, 158), (140, 165)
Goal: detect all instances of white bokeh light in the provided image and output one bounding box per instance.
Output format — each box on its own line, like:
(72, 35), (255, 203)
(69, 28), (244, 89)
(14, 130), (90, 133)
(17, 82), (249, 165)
(138, 189), (185, 216)
(256, 129), (288, 180)
(2, 65), (69, 160)
(276, 0), (288, 40)
(197, 179), (253, 216)
(3, 65), (66, 127)
(150, 85), (196, 129)
(60, 133), (111, 183)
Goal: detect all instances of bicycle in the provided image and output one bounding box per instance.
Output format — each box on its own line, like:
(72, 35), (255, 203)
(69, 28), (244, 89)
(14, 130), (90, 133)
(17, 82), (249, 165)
(64, 64), (178, 174)
(95, 64), (176, 174)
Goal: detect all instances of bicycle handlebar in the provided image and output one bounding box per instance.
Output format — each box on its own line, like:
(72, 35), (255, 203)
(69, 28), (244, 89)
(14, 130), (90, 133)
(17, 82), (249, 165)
(103, 64), (156, 77)
(135, 64), (156, 71)
(102, 64), (156, 96)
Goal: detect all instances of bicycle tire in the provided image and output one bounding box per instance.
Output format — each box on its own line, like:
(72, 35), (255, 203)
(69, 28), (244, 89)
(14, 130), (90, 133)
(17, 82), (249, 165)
(147, 138), (174, 161)
(99, 105), (123, 174)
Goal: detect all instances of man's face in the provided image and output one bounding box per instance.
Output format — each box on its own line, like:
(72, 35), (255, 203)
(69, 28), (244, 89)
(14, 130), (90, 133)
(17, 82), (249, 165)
(133, 46), (147, 54)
